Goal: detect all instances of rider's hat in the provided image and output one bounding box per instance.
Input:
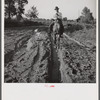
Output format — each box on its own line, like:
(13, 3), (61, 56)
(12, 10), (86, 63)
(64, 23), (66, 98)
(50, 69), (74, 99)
(54, 6), (59, 10)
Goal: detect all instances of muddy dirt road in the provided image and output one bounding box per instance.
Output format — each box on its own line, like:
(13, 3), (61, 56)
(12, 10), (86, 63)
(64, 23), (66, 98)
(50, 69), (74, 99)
(4, 27), (96, 83)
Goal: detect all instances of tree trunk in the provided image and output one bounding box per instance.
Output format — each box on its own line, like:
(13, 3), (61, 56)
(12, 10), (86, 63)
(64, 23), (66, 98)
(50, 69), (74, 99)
(17, 14), (22, 21)
(8, 2), (11, 19)
(16, 0), (22, 21)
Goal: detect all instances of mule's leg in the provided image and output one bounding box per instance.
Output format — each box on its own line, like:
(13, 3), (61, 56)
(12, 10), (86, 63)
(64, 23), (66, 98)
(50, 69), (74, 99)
(57, 35), (59, 50)
(53, 33), (55, 44)
(55, 35), (59, 50)
(54, 34), (56, 45)
(58, 35), (60, 49)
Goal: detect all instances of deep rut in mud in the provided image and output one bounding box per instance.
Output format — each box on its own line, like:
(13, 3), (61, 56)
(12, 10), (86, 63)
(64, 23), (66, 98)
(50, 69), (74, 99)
(48, 35), (61, 83)
(48, 35), (72, 83)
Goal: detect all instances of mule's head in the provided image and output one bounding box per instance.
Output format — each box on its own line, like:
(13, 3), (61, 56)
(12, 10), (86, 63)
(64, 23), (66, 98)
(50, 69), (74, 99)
(53, 21), (60, 34)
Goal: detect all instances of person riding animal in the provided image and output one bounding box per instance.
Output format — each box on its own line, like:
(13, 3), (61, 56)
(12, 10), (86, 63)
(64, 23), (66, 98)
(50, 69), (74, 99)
(49, 6), (64, 36)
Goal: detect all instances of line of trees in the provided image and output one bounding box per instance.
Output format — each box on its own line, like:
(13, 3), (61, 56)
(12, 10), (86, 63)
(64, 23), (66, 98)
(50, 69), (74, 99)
(5, 1), (95, 24)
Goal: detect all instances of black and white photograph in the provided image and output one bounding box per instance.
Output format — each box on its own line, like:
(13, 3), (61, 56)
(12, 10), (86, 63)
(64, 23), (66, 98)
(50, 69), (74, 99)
(4, 0), (96, 83)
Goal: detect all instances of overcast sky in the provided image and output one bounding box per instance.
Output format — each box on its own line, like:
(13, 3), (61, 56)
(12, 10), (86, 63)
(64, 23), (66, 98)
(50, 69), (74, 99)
(24, 0), (96, 19)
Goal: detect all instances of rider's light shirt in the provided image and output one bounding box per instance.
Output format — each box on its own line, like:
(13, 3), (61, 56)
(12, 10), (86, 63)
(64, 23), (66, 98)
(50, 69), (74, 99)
(53, 12), (62, 20)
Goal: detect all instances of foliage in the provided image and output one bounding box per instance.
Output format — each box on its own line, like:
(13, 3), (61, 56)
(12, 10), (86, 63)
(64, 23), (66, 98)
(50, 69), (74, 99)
(81, 7), (90, 16)
(77, 7), (94, 23)
(65, 23), (83, 33)
(25, 6), (39, 19)
(5, 18), (43, 27)
(63, 17), (67, 21)
(15, 0), (28, 20)
(5, 0), (28, 20)
(5, 0), (17, 19)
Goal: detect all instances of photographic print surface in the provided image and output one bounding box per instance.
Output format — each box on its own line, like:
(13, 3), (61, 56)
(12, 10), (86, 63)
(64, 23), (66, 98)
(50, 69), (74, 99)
(4, 0), (96, 83)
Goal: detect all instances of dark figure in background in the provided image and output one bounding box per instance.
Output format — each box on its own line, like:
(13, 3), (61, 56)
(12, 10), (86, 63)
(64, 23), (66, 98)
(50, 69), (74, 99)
(49, 6), (64, 34)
